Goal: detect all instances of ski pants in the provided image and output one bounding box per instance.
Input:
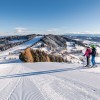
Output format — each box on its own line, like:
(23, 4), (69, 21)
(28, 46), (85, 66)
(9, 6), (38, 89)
(91, 56), (95, 66)
(86, 56), (90, 66)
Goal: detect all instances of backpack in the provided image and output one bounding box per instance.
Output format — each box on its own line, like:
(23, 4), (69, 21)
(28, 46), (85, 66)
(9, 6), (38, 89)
(92, 48), (96, 56)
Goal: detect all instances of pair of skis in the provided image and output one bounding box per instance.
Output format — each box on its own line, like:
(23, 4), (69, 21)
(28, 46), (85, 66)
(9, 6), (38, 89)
(83, 65), (97, 68)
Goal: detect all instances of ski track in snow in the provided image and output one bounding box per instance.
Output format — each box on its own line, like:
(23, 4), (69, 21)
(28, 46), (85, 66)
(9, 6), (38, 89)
(0, 63), (100, 100)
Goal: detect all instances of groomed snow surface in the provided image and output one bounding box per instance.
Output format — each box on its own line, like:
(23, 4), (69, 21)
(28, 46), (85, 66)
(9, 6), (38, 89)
(0, 62), (100, 100)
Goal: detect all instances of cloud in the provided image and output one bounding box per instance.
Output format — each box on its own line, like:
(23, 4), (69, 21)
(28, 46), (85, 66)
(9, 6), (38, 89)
(42, 28), (61, 35)
(69, 31), (99, 34)
(47, 28), (59, 32)
(14, 27), (27, 33)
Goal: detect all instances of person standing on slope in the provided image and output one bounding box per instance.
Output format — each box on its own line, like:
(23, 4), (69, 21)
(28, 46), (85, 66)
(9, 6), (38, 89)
(91, 45), (96, 67)
(84, 46), (92, 67)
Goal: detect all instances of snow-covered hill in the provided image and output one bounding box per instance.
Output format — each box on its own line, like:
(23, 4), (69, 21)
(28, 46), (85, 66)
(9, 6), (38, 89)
(0, 36), (43, 64)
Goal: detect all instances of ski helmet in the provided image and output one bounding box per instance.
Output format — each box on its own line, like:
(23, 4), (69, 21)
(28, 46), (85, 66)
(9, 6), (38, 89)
(90, 44), (95, 48)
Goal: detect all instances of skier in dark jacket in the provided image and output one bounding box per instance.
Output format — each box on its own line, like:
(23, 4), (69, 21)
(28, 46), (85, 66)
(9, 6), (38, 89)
(91, 45), (96, 67)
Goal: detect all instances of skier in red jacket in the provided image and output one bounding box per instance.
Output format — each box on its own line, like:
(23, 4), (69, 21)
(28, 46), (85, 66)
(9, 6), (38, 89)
(84, 46), (92, 67)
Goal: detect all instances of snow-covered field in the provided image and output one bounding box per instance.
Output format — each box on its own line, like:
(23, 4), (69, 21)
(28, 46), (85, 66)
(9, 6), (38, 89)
(0, 62), (100, 100)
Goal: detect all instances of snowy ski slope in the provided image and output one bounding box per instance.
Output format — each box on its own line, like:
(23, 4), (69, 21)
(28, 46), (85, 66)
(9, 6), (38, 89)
(0, 62), (100, 100)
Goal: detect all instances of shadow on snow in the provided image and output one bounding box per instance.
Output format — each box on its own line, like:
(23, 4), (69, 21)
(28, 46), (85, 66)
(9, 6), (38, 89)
(0, 67), (82, 79)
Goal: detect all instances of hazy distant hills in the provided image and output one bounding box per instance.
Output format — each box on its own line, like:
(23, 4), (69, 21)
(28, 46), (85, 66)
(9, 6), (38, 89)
(64, 33), (100, 37)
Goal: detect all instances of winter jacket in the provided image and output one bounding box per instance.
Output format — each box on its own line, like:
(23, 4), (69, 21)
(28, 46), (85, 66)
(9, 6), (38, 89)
(91, 48), (96, 57)
(84, 48), (92, 57)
